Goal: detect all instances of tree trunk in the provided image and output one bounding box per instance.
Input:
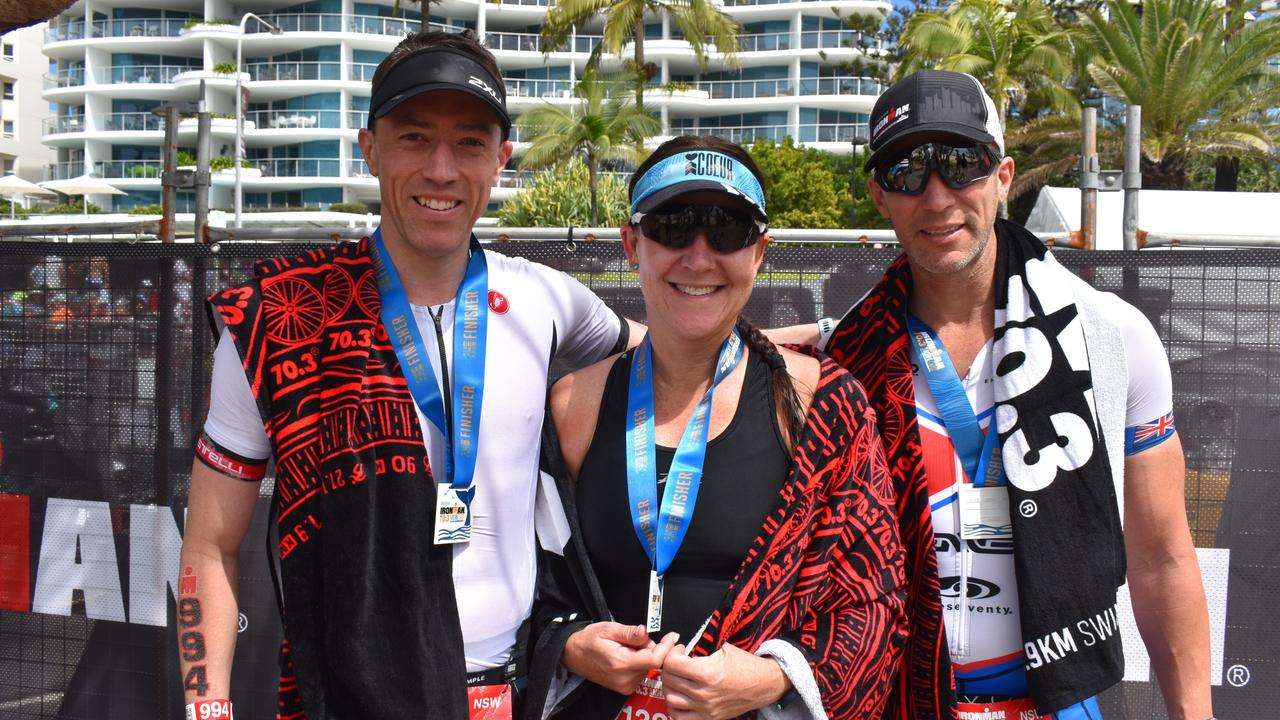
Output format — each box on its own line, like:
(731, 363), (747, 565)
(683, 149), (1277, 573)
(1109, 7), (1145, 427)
(1214, 156), (1239, 192)
(588, 157), (599, 227)
(634, 23), (646, 113)
(1140, 154), (1187, 191)
(1, 0), (78, 33)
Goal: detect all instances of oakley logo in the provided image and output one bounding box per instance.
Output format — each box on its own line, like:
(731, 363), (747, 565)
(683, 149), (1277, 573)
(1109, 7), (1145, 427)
(468, 76), (500, 102)
(684, 152), (734, 182)
(939, 576), (1001, 599)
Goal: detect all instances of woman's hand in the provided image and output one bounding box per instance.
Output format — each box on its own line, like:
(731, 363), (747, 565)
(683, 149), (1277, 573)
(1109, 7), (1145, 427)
(562, 622), (679, 695)
(660, 643), (792, 720)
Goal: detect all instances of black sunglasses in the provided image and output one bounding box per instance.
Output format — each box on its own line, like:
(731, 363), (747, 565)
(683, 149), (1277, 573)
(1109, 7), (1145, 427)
(630, 205), (766, 253)
(873, 142), (1000, 195)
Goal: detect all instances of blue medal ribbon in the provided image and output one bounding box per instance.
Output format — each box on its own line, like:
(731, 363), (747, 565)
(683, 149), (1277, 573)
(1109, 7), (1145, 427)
(906, 315), (1002, 487)
(371, 229), (489, 491)
(625, 329), (744, 579)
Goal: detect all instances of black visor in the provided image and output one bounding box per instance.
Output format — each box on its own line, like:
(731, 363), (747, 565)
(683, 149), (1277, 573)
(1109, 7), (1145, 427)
(369, 47), (510, 139)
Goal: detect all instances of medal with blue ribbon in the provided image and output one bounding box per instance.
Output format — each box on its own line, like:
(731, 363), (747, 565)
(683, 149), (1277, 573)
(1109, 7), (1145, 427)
(906, 315), (1009, 540)
(372, 229), (489, 544)
(625, 328), (744, 633)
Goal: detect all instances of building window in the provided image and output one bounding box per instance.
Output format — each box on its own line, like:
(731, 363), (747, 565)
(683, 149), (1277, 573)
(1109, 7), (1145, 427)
(3, 120), (13, 138)
(2, 82), (13, 100)
(1, 44), (13, 61)
(2, 159), (13, 174)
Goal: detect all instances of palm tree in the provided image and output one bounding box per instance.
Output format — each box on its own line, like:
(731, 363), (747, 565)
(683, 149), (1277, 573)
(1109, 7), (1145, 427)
(897, 0), (1078, 120)
(540, 0), (740, 111)
(1079, 0), (1280, 189)
(516, 68), (662, 225)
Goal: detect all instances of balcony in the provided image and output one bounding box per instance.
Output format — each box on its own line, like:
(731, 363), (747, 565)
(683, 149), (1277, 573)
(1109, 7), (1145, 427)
(98, 160), (163, 179)
(350, 159), (373, 178)
(350, 63), (377, 82)
(248, 109), (344, 129)
(45, 161), (85, 181)
(799, 75), (883, 96)
(800, 29), (882, 51)
(486, 0), (551, 6)
(42, 115), (87, 135)
(255, 157), (342, 177)
(255, 13), (345, 33)
(506, 78), (574, 99)
(695, 78), (793, 99)
(738, 32), (791, 52)
(246, 61), (342, 82)
(673, 124), (790, 144)
(349, 110), (369, 128)
(44, 68), (86, 90)
(798, 123), (871, 142)
(97, 64), (192, 85)
(99, 112), (164, 132)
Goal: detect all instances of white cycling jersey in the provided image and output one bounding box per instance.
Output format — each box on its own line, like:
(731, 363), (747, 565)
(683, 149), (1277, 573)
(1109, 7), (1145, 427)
(205, 249), (625, 673)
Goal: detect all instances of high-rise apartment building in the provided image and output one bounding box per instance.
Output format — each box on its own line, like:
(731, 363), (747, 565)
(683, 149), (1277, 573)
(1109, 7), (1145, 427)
(3, 23), (58, 184)
(41, 0), (889, 212)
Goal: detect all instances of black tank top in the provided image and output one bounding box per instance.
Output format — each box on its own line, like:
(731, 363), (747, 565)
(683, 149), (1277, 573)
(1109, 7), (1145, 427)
(577, 348), (792, 642)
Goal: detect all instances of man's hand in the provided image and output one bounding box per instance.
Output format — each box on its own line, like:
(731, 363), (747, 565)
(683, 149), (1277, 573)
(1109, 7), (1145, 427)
(660, 643), (791, 720)
(562, 623), (678, 695)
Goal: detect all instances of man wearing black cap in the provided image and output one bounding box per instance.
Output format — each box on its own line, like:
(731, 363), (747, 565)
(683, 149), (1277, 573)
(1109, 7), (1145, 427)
(179, 31), (637, 720)
(781, 69), (1211, 719)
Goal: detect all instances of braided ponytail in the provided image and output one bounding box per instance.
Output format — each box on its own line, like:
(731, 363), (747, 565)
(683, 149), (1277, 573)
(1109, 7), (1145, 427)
(735, 315), (805, 453)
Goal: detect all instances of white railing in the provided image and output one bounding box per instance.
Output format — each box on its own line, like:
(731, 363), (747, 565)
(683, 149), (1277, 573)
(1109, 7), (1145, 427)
(246, 61), (342, 82)
(247, 109), (344, 129)
(97, 112), (165, 132)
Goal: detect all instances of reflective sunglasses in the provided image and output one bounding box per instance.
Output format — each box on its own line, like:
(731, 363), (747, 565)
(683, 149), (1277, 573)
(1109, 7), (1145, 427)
(630, 205), (766, 253)
(873, 142), (1000, 195)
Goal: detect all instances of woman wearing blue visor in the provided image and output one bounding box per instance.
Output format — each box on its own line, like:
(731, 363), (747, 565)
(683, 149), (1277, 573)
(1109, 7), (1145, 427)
(525, 136), (907, 720)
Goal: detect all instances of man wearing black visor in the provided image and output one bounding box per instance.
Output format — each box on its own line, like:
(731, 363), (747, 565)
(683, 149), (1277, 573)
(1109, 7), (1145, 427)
(776, 69), (1211, 720)
(180, 30), (639, 720)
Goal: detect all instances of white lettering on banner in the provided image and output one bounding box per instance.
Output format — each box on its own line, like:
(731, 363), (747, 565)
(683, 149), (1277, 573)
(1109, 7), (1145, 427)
(31, 499), (127, 622)
(128, 503), (184, 627)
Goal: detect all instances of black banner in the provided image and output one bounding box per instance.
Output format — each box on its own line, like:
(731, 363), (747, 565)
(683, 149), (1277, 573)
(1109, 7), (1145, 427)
(0, 241), (1274, 718)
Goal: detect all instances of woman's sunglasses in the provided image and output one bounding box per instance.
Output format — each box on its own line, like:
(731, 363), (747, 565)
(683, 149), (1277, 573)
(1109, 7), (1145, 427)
(873, 142), (1000, 195)
(630, 205), (766, 253)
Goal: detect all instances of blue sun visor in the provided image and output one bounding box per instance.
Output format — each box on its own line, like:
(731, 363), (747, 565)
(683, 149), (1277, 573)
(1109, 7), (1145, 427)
(630, 150), (767, 222)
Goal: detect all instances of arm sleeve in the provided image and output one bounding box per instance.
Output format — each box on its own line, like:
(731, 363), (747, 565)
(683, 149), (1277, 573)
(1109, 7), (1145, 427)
(535, 264), (625, 369)
(203, 328), (271, 460)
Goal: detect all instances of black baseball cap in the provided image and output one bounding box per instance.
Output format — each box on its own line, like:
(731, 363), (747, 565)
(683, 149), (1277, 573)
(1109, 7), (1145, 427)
(864, 70), (1004, 170)
(369, 46), (511, 140)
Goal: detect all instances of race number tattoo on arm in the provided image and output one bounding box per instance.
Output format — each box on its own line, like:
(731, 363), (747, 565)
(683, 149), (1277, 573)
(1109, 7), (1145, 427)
(178, 596), (210, 697)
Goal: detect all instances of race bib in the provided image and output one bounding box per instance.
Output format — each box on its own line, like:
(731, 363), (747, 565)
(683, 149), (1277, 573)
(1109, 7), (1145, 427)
(467, 683), (512, 720)
(615, 670), (667, 720)
(957, 697), (1047, 720)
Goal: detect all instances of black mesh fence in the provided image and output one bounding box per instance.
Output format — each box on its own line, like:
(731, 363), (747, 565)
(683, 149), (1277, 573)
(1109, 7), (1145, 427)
(0, 240), (1275, 718)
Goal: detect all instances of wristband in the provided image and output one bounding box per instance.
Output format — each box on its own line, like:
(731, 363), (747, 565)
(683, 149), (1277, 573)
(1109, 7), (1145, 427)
(817, 317), (837, 347)
(186, 700), (233, 720)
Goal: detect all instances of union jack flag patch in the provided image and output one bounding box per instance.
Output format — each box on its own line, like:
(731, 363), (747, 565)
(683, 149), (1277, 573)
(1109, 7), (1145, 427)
(1125, 411), (1176, 456)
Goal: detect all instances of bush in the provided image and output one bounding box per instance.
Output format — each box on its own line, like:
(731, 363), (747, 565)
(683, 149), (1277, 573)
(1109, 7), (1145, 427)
(46, 201), (100, 215)
(498, 160), (630, 227)
(212, 62), (237, 75)
(209, 156), (253, 171)
(328, 202), (370, 214)
(0, 200), (31, 218)
(127, 204), (163, 215)
(128, 164), (160, 178)
(184, 18), (231, 29)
